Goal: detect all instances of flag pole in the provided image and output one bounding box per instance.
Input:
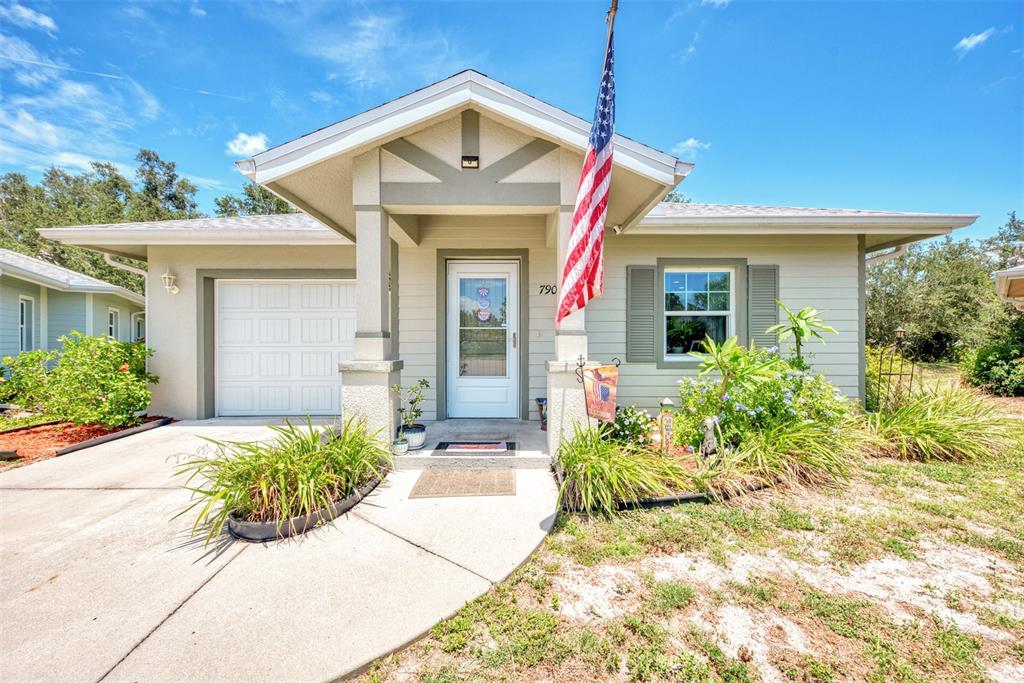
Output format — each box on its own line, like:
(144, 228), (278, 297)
(606, 0), (619, 42)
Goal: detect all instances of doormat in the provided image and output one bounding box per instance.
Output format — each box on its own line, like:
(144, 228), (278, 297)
(433, 441), (517, 455)
(409, 468), (516, 498)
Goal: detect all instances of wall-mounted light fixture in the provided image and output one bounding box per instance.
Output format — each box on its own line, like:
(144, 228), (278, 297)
(460, 155), (479, 169)
(161, 270), (180, 295)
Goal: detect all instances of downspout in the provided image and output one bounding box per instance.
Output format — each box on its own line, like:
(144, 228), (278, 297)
(104, 254), (148, 290)
(864, 244), (908, 266)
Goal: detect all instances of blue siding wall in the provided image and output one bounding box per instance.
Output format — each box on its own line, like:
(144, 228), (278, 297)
(91, 293), (143, 342)
(46, 289), (88, 349)
(0, 275), (42, 358)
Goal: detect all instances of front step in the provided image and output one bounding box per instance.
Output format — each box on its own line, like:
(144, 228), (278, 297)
(394, 455), (551, 470)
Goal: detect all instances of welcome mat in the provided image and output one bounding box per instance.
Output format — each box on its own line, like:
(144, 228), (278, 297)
(409, 468), (516, 498)
(433, 441), (517, 455)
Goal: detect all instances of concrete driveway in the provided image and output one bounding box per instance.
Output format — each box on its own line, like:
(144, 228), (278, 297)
(0, 419), (558, 682)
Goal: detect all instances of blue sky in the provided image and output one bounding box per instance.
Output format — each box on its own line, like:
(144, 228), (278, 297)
(1, 1), (1021, 240)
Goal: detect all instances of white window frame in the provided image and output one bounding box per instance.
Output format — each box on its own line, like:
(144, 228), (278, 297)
(107, 307), (121, 340)
(663, 266), (736, 361)
(18, 296), (35, 352)
(131, 312), (146, 342)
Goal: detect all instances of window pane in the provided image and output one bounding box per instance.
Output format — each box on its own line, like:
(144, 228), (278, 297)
(686, 292), (708, 311)
(459, 328), (507, 376)
(708, 292), (730, 311)
(665, 292), (686, 311)
(666, 315), (728, 355)
(708, 272), (730, 291)
(664, 272), (686, 293)
(686, 272), (708, 291)
(458, 278), (507, 328)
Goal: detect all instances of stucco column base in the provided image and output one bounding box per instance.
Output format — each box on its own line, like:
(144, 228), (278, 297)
(339, 360), (403, 446)
(546, 360), (597, 460)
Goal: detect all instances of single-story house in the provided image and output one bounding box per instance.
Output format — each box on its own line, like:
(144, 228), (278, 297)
(995, 266), (1024, 311)
(41, 70), (977, 452)
(0, 249), (145, 358)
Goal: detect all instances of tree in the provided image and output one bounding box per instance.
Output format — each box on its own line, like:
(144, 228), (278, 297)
(0, 149), (204, 293)
(983, 211), (1023, 271)
(214, 181), (294, 217)
(129, 149), (200, 221)
(662, 190), (692, 203)
(766, 303), (837, 364)
(866, 235), (1012, 361)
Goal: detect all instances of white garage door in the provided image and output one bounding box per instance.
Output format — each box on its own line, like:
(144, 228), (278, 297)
(215, 279), (355, 416)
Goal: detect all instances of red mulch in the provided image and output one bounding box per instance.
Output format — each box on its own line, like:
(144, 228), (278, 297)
(0, 417), (165, 463)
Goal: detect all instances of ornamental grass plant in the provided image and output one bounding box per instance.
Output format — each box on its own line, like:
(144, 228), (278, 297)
(176, 417), (390, 543)
(557, 424), (695, 516)
(865, 384), (1023, 462)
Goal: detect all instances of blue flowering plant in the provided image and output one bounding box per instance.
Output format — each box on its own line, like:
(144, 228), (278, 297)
(676, 335), (854, 453)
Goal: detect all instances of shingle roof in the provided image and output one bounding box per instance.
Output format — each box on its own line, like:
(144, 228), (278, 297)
(0, 249), (143, 303)
(64, 212), (327, 233)
(645, 202), (960, 219)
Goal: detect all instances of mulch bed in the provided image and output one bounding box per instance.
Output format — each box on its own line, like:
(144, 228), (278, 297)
(0, 416), (166, 463)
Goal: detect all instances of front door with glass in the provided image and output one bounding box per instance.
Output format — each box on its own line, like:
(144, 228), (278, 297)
(446, 261), (519, 418)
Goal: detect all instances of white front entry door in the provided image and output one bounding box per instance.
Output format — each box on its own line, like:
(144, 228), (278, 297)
(215, 279), (356, 416)
(446, 261), (519, 418)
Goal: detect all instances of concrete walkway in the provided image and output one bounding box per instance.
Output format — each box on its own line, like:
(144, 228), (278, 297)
(0, 419), (558, 682)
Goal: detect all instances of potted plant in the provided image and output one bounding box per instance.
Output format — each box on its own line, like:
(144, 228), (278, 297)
(392, 378), (430, 450)
(392, 435), (409, 456)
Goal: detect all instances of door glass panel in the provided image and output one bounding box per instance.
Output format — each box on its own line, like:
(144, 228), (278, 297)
(458, 277), (507, 376)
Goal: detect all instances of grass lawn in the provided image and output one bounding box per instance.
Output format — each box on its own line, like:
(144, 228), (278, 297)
(361, 454), (1023, 682)
(0, 412), (55, 433)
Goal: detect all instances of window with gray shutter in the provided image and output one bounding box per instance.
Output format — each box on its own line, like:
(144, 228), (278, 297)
(748, 264), (780, 348)
(626, 265), (657, 362)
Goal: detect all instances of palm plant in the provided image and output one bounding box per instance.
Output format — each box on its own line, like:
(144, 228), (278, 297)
(766, 303), (837, 363)
(691, 335), (781, 400)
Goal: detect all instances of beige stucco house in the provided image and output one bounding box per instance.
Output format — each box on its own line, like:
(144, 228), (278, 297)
(42, 70), (977, 453)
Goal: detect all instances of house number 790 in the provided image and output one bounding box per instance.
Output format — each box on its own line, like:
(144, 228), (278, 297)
(538, 285), (557, 295)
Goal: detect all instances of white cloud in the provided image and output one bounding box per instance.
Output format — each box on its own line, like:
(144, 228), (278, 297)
(226, 131), (269, 157)
(701, 0), (731, 7)
(672, 138), (711, 158)
(253, 6), (482, 90)
(310, 89), (342, 107)
(189, 2), (206, 17)
(0, 2), (57, 33)
(954, 27), (995, 59)
(185, 173), (227, 190)
(681, 32), (700, 61)
(0, 31), (163, 175)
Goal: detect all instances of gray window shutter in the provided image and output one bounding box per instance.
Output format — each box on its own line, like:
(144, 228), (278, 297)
(626, 265), (657, 362)
(748, 265), (780, 348)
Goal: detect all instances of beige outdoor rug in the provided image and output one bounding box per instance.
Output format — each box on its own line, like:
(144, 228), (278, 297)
(409, 468), (516, 498)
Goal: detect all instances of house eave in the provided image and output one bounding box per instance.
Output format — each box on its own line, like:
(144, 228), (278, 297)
(39, 227), (350, 247)
(236, 70), (685, 188)
(0, 263), (144, 306)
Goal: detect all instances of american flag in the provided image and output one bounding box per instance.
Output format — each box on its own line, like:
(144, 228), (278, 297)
(556, 31), (616, 326)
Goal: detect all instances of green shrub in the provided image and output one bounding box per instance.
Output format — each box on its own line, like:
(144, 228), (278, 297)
(865, 385), (1023, 461)
(557, 425), (694, 515)
(176, 417), (390, 543)
(961, 340), (1024, 397)
(45, 332), (157, 427)
(676, 362), (854, 452)
(864, 344), (917, 412)
(0, 349), (54, 409)
(605, 404), (653, 448)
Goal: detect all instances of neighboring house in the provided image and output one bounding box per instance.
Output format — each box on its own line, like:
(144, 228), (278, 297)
(995, 266), (1024, 311)
(41, 70), (976, 452)
(0, 249), (145, 359)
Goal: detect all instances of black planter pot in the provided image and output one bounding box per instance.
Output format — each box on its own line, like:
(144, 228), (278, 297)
(227, 475), (382, 542)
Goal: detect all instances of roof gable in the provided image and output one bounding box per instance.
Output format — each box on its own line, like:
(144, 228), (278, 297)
(0, 249), (144, 305)
(237, 70), (691, 187)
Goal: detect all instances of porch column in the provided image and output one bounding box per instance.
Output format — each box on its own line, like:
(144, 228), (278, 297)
(340, 149), (401, 443)
(547, 205), (594, 457)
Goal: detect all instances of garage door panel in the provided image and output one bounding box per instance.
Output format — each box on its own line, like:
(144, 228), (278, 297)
(258, 353), (291, 378)
(216, 280), (354, 416)
(258, 284), (291, 309)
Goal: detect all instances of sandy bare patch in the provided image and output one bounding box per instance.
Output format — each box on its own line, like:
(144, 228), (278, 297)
(553, 564), (641, 621)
